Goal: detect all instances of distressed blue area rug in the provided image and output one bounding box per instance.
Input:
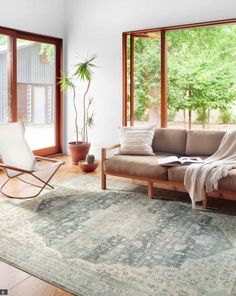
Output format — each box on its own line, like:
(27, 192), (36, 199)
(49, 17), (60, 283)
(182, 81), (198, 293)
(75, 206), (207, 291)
(0, 175), (236, 296)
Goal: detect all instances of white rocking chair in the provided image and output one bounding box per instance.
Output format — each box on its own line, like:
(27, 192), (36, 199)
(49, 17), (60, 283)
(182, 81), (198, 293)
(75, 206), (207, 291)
(0, 122), (64, 199)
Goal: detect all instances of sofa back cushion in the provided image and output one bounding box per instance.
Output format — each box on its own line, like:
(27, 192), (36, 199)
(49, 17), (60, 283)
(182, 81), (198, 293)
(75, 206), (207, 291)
(152, 128), (187, 155)
(186, 130), (225, 156)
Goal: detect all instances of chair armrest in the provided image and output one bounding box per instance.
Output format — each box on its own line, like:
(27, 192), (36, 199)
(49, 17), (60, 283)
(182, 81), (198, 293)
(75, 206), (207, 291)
(0, 157), (64, 176)
(35, 156), (65, 165)
(0, 163), (33, 174)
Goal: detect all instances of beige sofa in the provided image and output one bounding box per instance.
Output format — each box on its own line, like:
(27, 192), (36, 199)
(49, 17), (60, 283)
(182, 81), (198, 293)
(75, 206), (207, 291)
(101, 128), (236, 209)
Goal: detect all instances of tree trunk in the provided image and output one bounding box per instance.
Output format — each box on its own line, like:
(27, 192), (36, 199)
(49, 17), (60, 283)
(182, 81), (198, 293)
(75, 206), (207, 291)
(188, 109), (192, 130)
(202, 109), (206, 129)
(207, 109), (210, 129)
(183, 110), (187, 129)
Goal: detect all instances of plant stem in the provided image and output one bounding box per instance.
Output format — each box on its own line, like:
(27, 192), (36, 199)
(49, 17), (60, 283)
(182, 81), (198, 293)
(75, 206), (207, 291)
(83, 80), (91, 143)
(72, 86), (79, 143)
(86, 104), (89, 143)
(85, 101), (90, 143)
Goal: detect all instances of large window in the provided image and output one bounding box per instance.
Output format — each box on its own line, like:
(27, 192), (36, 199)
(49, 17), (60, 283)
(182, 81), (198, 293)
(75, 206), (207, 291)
(123, 19), (236, 130)
(0, 27), (62, 155)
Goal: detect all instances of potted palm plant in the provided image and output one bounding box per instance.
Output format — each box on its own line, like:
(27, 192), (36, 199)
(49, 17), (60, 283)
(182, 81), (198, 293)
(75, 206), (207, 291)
(59, 55), (96, 164)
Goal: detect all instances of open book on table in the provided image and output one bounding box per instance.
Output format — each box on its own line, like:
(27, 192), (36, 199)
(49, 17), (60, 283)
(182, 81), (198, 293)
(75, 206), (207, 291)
(158, 156), (204, 166)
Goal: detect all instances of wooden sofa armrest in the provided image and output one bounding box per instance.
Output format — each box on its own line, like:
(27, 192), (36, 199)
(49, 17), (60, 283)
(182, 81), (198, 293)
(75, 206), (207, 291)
(101, 144), (120, 190)
(102, 144), (121, 153)
(101, 143), (120, 160)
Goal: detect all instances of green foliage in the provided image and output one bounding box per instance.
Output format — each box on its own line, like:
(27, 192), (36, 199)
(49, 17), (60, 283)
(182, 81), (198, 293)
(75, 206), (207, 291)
(168, 25), (236, 121)
(129, 24), (236, 126)
(87, 97), (95, 129)
(40, 44), (55, 64)
(168, 109), (177, 122)
(219, 108), (236, 124)
(0, 35), (7, 45)
(86, 154), (95, 164)
(74, 55), (96, 81)
(58, 75), (75, 91)
(194, 109), (209, 124)
(128, 36), (161, 120)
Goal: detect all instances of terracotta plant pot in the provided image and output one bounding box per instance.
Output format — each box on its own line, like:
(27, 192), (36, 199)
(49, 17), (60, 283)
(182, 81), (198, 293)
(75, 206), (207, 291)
(79, 161), (98, 173)
(68, 141), (91, 164)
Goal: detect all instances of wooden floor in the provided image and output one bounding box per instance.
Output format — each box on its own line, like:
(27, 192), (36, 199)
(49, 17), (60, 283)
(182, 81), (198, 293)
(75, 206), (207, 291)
(0, 155), (94, 296)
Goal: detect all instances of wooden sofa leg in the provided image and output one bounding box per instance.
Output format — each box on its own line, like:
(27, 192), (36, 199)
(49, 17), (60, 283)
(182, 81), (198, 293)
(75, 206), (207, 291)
(101, 147), (107, 190)
(148, 181), (153, 199)
(101, 173), (106, 190)
(202, 191), (208, 209)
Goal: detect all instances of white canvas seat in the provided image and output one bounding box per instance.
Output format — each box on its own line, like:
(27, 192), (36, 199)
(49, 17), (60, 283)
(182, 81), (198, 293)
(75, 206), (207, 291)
(0, 122), (64, 198)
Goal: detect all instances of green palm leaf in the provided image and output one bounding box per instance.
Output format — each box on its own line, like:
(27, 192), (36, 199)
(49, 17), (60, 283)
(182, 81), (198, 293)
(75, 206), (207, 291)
(74, 54), (97, 81)
(58, 74), (75, 91)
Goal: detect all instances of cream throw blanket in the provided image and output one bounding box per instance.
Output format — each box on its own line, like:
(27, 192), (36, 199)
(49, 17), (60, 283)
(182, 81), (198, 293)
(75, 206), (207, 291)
(184, 130), (236, 207)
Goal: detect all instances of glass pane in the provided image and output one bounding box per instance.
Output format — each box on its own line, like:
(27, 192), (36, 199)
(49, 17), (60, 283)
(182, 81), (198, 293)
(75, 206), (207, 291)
(0, 34), (10, 123)
(17, 39), (56, 150)
(167, 24), (236, 130)
(127, 32), (161, 126)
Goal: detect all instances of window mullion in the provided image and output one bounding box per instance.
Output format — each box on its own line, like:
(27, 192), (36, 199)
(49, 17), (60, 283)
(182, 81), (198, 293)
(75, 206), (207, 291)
(160, 30), (168, 128)
(130, 34), (134, 126)
(8, 34), (17, 122)
(122, 33), (127, 126)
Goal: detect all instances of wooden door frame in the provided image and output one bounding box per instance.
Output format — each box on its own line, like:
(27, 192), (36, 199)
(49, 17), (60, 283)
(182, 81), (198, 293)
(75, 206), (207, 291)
(129, 34), (134, 126)
(122, 18), (236, 127)
(0, 26), (63, 156)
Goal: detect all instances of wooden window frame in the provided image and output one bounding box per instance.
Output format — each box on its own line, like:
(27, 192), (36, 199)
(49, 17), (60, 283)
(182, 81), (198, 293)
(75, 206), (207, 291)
(122, 18), (236, 127)
(0, 26), (63, 156)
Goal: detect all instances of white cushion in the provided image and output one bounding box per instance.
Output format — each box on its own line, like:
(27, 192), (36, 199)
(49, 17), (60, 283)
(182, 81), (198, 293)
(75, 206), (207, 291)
(118, 126), (155, 156)
(0, 122), (36, 177)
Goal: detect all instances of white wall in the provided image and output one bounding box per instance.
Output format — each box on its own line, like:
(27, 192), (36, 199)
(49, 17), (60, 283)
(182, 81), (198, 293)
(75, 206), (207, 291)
(64, 0), (236, 157)
(0, 0), (65, 38)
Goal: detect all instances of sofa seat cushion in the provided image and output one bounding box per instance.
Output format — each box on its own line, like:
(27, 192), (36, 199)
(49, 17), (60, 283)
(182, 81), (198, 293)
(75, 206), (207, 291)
(218, 169), (236, 192)
(105, 153), (172, 180)
(168, 165), (188, 183)
(168, 156), (208, 182)
(168, 165), (236, 192)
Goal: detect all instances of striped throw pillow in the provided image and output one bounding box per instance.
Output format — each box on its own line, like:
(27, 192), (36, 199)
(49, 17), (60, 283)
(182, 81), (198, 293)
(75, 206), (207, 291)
(118, 126), (155, 155)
